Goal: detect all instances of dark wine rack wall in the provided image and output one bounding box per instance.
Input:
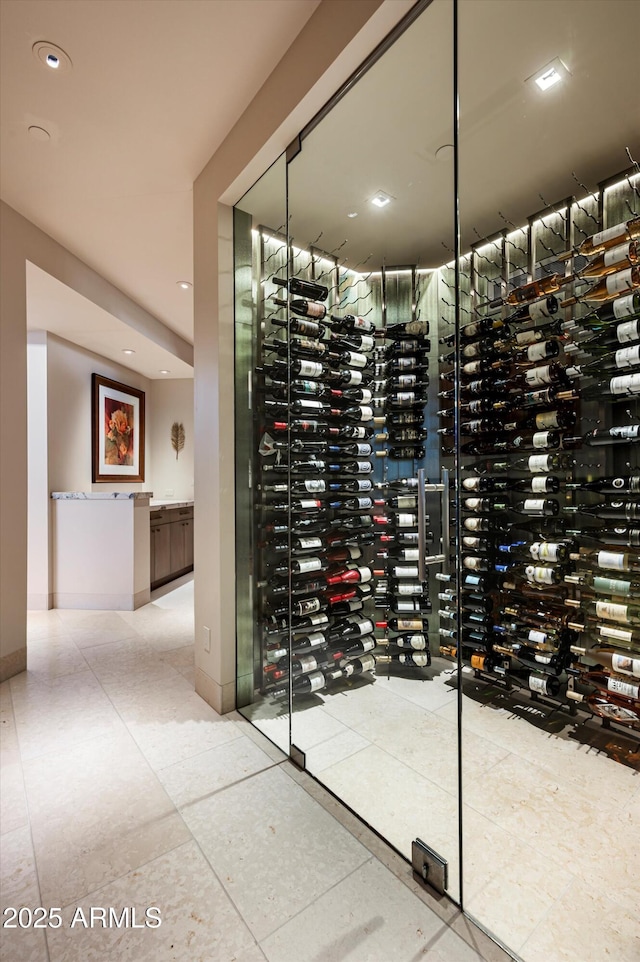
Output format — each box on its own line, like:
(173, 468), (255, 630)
(437, 166), (640, 730)
(244, 164), (639, 732)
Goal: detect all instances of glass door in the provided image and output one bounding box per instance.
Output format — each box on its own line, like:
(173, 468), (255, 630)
(285, 0), (461, 901)
(457, 1), (640, 958)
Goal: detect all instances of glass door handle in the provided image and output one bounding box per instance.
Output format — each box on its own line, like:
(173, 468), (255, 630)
(417, 468), (427, 582)
(440, 466), (450, 576)
(418, 471), (447, 581)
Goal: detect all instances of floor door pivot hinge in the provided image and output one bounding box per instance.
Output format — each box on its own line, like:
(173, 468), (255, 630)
(412, 838), (448, 896)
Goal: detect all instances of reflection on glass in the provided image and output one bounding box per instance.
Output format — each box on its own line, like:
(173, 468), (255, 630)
(457, 0), (640, 958)
(286, 0), (460, 903)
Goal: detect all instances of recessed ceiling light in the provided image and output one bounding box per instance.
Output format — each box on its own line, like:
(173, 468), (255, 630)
(122, 349), (135, 355)
(177, 281), (192, 290)
(159, 370), (171, 375)
(371, 191), (392, 209)
(347, 212), (358, 219)
(28, 125), (50, 142)
(32, 41), (72, 73)
(526, 57), (570, 92)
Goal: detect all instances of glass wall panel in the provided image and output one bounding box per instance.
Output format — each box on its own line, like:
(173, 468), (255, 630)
(234, 155), (291, 754)
(457, 0), (640, 956)
(285, 0), (460, 901)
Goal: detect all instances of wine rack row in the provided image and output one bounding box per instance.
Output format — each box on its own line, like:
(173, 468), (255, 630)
(256, 249), (381, 698)
(437, 169), (640, 730)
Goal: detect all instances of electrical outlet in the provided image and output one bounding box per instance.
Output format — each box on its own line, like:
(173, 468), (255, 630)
(203, 626), (211, 653)
(165, 489), (174, 498)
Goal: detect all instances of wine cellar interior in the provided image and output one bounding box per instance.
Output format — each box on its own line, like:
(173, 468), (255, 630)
(233, 2), (639, 959)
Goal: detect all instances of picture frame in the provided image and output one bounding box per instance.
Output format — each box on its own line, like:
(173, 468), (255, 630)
(92, 374), (145, 482)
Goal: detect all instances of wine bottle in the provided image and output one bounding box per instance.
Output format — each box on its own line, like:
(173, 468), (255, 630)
(494, 363), (570, 391)
(568, 345), (640, 377)
(561, 266), (640, 307)
(327, 367), (367, 387)
(568, 547), (640, 573)
(462, 452), (573, 474)
(329, 332), (375, 353)
(272, 296), (327, 319)
(511, 339), (562, 364)
(326, 616), (375, 642)
(501, 409), (576, 432)
(501, 318), (566, 349)
(565, 501), (640, 522)
(505, 295), (560, 323)
(558, 375), (640, 406)
(570, 643), (640, 678)
(557, 216), (640, 261)
(565, 597), (640, 626)
(340, 653), (377, 677)
(566, 475), (640, 495)
(382, 320), (430, 338)
(376, 617), (427, 632)
(570, 318), (640, 351)
(388, 445), (426, 460)
(269, 316), (327, 338)
(565, 571), (640, 599)
(491, 273), (571, 308)
(376, 651), (431, 667)
(566, 526), (640, 548)
(379, 632), (428, 650)
(574, 240), (639, 280)
(259, 358), (327, 380)
(498, 540), (570, 563)
(568, 664), (639, 701)
(329, 313), (376, 334)
(458, 315), (510, 339)
(263, 336), (328, 358)
(273, 276), (328, 301)
(332, 635), (377, 657)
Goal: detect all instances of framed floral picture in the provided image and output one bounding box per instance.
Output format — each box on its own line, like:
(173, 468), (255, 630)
(92, 374), (145, 482)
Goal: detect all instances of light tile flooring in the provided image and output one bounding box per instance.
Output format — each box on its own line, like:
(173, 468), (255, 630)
(246, 659), (640, 962)
(1, 577), (508, 962)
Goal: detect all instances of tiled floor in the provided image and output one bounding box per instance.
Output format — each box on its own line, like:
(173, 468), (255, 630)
(245, 657), (640, 961)
(1, 578), (507, 962)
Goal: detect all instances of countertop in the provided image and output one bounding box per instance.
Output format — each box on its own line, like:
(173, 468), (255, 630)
(51, 492), (153, 500)
(149, 500), (194, 509)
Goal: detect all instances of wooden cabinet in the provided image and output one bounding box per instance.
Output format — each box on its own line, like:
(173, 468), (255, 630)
(150, 505), (194, 588)
(151, 522), (171, 585)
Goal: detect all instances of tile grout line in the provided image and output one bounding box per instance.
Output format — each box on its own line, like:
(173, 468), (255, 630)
(512, 870), (577, 958)
(257, 854), (376, 946)
(5, 675), (52, 962)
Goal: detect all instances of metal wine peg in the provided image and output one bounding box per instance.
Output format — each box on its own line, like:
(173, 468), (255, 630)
(624, 409), (640, 421)
(626, 145), (640, 174)
(328, 238), (347, 256)
(570, 172), (599, 225)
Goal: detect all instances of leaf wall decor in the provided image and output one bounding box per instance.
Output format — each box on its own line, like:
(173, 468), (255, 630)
(171, 421), (185, 459)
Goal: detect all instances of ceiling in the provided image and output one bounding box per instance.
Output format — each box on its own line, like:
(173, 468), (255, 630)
(241, 0), (640, 271)
(0, 0), (321, 377)
(2, 0), (639, 381)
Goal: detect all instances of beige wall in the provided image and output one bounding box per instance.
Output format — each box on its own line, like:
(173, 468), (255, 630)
(0, 202), (192, 679)
(148, 378), (194, 502)
(27, 334), (193, 610)
(192, 0), (414, 713)
(47, 334), (152, 495)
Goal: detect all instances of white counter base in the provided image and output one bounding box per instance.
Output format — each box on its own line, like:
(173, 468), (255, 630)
(51, 494), (151, 610)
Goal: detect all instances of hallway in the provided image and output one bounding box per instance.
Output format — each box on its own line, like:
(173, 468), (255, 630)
(0, 580), (505, 962)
